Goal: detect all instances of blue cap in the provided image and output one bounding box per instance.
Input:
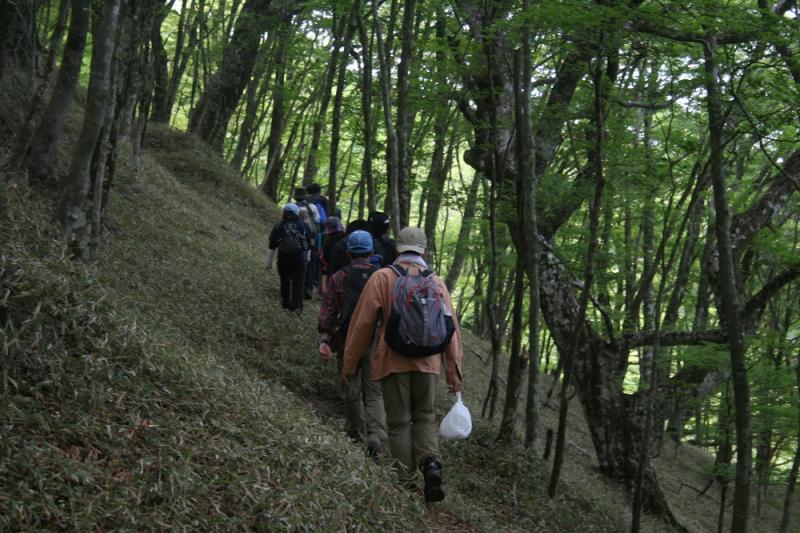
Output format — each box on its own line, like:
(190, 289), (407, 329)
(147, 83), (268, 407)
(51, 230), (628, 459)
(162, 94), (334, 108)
(347, 230), (373, 253)
(283, 203), (299, 215)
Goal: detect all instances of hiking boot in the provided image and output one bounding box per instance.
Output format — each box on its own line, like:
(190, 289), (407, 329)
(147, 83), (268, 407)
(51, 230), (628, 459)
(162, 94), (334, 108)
(366, 436), (381, 461)
(421, 457), (444, 503)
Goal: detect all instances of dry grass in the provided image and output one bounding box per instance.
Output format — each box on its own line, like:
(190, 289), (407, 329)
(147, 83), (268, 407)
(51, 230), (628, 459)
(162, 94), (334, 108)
(0, 126), (424, 530)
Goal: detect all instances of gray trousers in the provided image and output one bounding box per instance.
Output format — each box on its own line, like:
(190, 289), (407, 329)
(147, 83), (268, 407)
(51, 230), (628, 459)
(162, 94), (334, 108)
(381, 372), (439, 475)
(338, 352), (387, 444)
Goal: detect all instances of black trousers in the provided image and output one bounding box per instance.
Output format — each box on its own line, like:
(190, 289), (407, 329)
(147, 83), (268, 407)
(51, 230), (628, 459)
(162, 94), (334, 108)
(277, 255), (306, 311)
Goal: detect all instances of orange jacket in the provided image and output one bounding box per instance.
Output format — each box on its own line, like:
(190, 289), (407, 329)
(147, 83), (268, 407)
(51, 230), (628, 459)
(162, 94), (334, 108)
(341, 259), (463, 389)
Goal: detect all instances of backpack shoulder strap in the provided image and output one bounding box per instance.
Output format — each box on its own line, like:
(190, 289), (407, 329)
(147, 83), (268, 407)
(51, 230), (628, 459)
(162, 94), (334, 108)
(388, 264), (406, 277)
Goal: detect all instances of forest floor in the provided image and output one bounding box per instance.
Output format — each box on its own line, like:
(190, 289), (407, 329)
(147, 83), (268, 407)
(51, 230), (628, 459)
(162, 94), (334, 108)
(1, 118), (796, 531)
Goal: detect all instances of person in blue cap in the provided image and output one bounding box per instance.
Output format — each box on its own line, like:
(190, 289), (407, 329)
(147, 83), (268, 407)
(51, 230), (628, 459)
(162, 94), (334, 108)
(317, 230), (386, 455)
(266, 203), (313, 314)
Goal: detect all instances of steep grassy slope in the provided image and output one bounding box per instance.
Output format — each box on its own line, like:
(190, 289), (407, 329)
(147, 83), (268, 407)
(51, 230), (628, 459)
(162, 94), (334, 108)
(0, 128), (424, 530)
(2, 121), (796, 532)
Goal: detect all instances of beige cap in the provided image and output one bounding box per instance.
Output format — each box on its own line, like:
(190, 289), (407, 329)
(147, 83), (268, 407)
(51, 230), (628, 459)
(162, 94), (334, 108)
(396, 227), (427, 254)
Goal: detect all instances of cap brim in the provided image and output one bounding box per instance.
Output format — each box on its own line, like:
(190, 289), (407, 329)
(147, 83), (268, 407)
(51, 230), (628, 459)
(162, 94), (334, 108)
(397, 244), (425, 254)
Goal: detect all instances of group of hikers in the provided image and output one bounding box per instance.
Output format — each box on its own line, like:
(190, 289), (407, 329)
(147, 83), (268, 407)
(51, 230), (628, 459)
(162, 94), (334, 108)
(266, 189), (464, 503)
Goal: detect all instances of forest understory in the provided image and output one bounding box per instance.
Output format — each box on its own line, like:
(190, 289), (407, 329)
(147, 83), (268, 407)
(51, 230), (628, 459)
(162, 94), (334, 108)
(0, 113), (795, 531)
(2, 0), (800, 531)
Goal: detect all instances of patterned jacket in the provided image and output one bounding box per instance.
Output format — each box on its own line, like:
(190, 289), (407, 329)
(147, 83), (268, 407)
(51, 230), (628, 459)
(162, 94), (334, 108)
(317, 258), (375, 351)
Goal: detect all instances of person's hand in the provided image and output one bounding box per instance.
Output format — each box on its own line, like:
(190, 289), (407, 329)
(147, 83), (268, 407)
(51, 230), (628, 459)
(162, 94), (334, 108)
(447, 380), (462, 395)
(319, 341), (332, 361)
(340, 372), (350, 385)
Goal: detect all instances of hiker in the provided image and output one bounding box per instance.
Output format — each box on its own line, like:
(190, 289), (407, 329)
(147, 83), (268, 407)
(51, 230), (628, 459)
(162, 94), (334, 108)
(368, 211), (397, 266)
(293, 187), (320, 299)
(319, 216), (345, 294)
(341, 227), (463, 503)
(328, 219), (372, 277)
(298, 206), (317, 242)
(318, 230), (387, 455)
(266, 203), (312, 314)
(306, 182), (330, 224)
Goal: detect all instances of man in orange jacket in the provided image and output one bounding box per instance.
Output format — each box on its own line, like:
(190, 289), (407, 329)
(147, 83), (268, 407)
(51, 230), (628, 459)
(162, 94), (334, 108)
(341, 227), (463, 503)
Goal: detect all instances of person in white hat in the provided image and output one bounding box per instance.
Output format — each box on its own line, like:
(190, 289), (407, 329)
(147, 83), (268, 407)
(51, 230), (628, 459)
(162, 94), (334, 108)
(341, 227), (464, 503)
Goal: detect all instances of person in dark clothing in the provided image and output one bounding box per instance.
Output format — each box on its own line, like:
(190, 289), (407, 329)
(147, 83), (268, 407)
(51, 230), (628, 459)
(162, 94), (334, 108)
(320, 216), (345, 293)
(266, 203), (312, 314)
(329, 219), (372, 277)
(306, 182), (330, 216)
(368, 211), (397, 266)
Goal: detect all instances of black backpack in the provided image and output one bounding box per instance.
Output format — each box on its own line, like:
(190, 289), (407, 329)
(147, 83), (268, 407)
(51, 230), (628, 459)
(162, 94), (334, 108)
(337, 265), (376, 337)
(278, 222), (306, 255)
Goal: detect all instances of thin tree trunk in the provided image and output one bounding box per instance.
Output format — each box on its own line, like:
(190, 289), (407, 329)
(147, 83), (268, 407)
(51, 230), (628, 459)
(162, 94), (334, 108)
(777, 346), (800, 533)
(328, 3), (359, 213)
(549, 53), (606, 498)
(302, 6), (349, 186)
(371, 0), (400, 236)
(445, 172), (481, 291)
(356, 10), (375, 214)
(703, 35), (752, 533)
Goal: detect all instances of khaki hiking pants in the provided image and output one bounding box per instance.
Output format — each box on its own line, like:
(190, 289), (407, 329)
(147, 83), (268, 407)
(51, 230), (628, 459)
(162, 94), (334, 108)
(381, 371), (439, 476)
(337, 351), (387, 444)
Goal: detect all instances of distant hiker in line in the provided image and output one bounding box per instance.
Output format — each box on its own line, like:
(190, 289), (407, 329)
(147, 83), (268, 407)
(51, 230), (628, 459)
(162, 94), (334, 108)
(266, 203), (312, 314)
(306, 182), (330, 223)
(293, 187), (320, 299)
(368, 211), (397, 266)
(329, 219), (373, 277)
(319, 216), (345, 294)
(318, 230), (387, 456)
(341, 227), (463, 503)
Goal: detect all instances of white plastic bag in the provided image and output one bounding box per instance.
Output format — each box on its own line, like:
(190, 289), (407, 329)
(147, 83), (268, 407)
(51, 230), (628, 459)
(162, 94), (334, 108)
(439, 392), (472, 440)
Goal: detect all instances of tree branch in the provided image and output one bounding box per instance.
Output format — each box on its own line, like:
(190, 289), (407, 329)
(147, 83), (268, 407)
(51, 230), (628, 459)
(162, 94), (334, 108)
(731, 150), (800, 255)
(623, 329), (726, 348)
(741, 265), (800, 330)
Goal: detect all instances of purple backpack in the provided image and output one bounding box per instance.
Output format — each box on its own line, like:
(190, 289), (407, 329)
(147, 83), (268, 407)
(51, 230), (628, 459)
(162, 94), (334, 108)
(384, 265), (456, 358)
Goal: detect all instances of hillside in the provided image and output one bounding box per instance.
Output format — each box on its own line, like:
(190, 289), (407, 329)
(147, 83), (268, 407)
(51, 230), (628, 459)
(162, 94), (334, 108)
(1, 124), (795, 532)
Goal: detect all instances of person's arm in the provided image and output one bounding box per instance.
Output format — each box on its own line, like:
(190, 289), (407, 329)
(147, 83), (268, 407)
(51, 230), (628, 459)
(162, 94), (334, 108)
(266, 224), (282, 269)
(268, 223), (285, 249)
(341, 274), (384, 381)
(318, 272), (342, 335)
(440, 278), (463, 393)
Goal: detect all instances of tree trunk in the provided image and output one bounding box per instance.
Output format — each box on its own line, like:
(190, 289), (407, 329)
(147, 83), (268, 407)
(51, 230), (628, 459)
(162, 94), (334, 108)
(777, 347), (800, 533)
(355, 10), (375, 214)
(23, 0), (90, 186)
(371, 0), (401, 236)
(444, 172), (481, 291)
(261, 24), (291, 200)
(394, 0), (416, 227)
(188, 0), (277, 151)
(328, 3), (358, 213)
(60, 0), (121, 257)
(301, 5), (350, 186)
(0, 0), (36, 87)
(702, 35), (752, 533)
